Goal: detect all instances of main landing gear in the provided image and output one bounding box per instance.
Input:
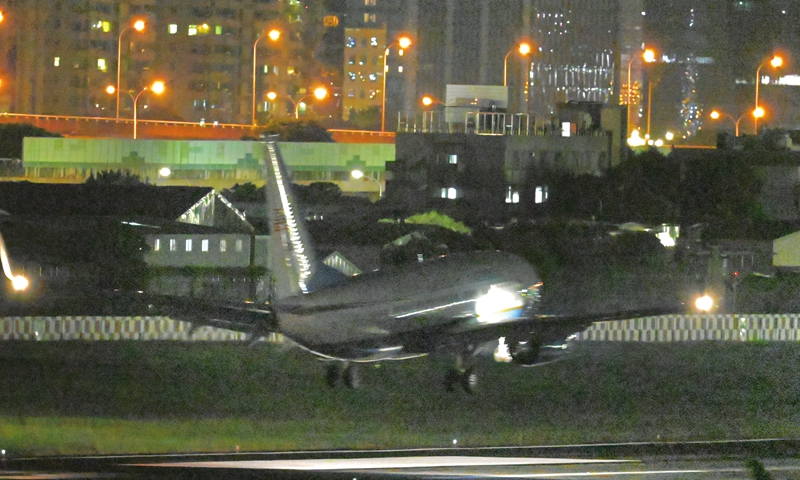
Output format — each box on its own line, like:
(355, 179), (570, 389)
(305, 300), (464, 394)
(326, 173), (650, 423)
(444, 355), (478, 394)
(325, 362), (361, 389)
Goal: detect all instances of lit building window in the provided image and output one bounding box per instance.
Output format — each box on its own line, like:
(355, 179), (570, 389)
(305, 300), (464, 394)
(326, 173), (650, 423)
(365, 0), (376, 5)
(370, 37), (378, 46)
(368, 73), (377, 81)
(287, 66), (295, 75)
(220, 239), (227, 252)
(347, 37), (356, 48)
(398, 66), (404, 73)
(363, 13), (376, 22)
(535, 186), (549, 204)
(54, 57), (60, 67)
(235, 239), (243, 252)
(169, 24), (178, 34)
(263, 64), (269, 74)
(448, 154), (458, 164)
(215, 25), (222, 35)
(188, 25), (198, 35)
(201, 239), (209, 252)
(185, 239), (193, 251)
(505, 186), (520, 204)
(153, 239), (160, 252)
(169, 239), (177, 251)
(97, 58), (107, 72)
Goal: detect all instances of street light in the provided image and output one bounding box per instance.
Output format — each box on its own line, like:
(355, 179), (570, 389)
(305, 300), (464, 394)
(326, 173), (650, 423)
(754, 54), (783, 134)
(625, 47), (655, 135)
(251, 28), (281, 126)
(109, 81), (164, 139)
(116, 19), (146, 120)
(351, 169), (383, 199)
(421, 95), (445, 107)
(381, 36), (412, 132)
(503, 42), (532, 87)
(267, 86), (328, 119)
(710, 108), (763, 137)
(642, 48), (657, 137)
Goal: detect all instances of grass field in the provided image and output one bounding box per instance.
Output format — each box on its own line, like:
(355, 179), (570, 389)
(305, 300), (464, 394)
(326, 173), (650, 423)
(2, 340), (800, 456)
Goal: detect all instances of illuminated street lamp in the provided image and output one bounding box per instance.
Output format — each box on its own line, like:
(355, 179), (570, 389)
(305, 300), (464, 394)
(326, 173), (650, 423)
(503, 42), (532, 87)
(754, 54), (783, 134)
(116, 19), (146, 120)
(381, 36), (412, 132)
(351, 169), (383, 199)
(251, 28), (281, 126)
(267, 86), (328, 119)
(710, 108), (762, 137)
(421, 95), (445, 107)
(109, 81), (165, 139)
(642, 48), (657, 137)
(626, 47), (655, 135)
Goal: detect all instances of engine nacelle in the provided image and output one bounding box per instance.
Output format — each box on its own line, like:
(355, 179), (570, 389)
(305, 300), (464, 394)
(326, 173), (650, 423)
(508, 338), (572, 367)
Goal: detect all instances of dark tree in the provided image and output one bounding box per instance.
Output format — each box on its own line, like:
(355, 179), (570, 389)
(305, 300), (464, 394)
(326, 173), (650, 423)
(221, 182), (266, 202)
(259, 119), (334, 142)
(85, 170), (143, 186)
(0, 123), (61, 159)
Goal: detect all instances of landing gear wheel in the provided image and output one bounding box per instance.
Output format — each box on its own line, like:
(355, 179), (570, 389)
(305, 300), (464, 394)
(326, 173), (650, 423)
(325, 362), (342, 388)
(343, 363), (361, 389)
(461, 367), (478, 394)
(444, 367), (478, 394)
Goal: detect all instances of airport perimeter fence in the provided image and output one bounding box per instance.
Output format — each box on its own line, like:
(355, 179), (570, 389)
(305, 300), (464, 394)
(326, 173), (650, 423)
(1, 314), (800, 342)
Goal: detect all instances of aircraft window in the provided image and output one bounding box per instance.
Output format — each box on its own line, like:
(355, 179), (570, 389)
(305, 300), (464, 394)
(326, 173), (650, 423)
(185, 239), (193, 252)
(220, 239), (227, 252)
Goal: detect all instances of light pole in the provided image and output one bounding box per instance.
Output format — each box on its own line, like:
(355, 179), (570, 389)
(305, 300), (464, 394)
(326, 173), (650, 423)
(351, 169), (383, 199)
(625, 48), (655, 136)
(113, 80), (165, 139)
(116, 19), (146, 120)
(641, 48), (657, 138)
(754, 54), (783, 134)
(503, 42), (532, 87)
(251, 28), (281, 126)
(381, 36), (412, 132)
(267, 86), (328, 119)
(710, 108), (763, 137)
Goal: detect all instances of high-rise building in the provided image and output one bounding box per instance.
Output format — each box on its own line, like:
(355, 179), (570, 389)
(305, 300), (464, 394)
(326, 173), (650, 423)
(0, 0), (333, 124)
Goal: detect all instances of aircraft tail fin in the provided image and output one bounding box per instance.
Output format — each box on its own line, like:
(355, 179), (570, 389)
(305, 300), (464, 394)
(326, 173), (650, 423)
(262, 136), (317, 299)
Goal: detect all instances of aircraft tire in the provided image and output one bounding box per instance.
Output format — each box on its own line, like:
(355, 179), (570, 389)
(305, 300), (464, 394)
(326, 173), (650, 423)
(325, 362), (342, 388)
(461, 367), (478, 394)
(344, 363), (361, 389)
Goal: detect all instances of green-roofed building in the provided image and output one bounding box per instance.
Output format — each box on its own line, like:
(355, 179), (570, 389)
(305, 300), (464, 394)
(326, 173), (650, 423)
(18, 138), (394, 200)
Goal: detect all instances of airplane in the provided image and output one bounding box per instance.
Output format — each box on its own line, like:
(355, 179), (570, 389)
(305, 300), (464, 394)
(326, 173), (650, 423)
(145, 135), (684, 392)
(0, 136), (687, 393)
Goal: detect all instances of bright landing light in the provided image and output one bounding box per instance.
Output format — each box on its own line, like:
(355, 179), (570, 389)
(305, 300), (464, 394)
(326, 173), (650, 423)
(475, 285), (524, 323)
(11, 275), (29, 291)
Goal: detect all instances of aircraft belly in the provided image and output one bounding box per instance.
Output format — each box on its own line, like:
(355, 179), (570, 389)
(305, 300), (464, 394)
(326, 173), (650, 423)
(276, 294), (474, 349)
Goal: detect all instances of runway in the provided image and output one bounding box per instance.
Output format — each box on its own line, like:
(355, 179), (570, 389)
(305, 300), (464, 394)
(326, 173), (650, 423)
(6, 441), (800, 479)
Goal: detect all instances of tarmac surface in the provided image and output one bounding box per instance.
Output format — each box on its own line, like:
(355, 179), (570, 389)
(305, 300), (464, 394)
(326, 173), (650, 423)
(4, 440), (800, 479)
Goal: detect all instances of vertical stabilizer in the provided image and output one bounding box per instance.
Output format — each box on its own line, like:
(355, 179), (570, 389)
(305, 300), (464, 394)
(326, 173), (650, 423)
(263, 136), (316, 299)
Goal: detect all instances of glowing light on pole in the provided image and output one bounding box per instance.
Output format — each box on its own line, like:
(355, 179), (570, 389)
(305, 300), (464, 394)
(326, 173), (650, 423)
(381, 36), (412, 132)
(503, 42), (532, 87)
(116, 19), (146, 120)
(754, 54), (783, 134)
(351, 169), (383, 199)
(132, 80), (165, 139)
(269, 86), (328, 119)
(252, 28), (281, 126)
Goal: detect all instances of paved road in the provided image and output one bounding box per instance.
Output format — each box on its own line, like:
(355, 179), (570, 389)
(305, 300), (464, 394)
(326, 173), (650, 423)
(4, 440), (800, 479)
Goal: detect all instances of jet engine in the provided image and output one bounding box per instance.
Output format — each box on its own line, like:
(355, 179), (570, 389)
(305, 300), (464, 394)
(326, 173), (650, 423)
(504, 337), (573, 367)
